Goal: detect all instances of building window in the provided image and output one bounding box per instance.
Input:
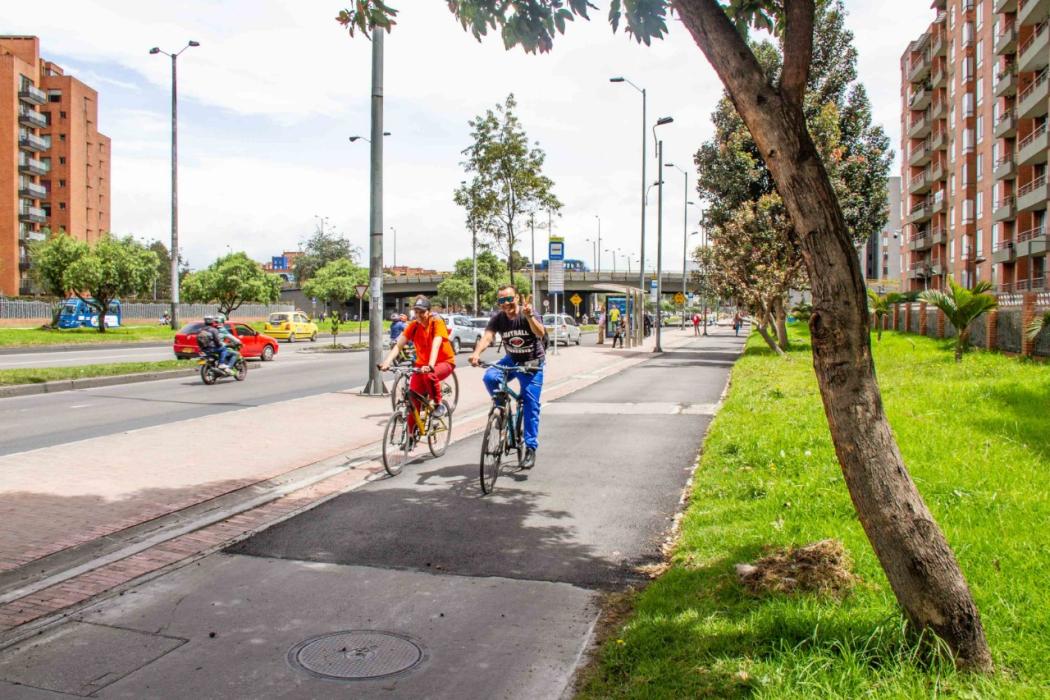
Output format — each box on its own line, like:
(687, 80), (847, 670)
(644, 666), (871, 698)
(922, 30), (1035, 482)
(42, 112), (51, 126)
(963, 92), (975, 116)
(963, 21), (974, 46)
(977, 115), (984, 143)
(976, 1), (984, 29)
(976, 191), (983, 219)
(59, 179), (66, 188)
(47, 89), (61, 102)
(59, 157), (66, 165)
(992, 223), (1000, 249)
(59, 202), (66, 211)
(976, 229), (984, 257)
(59, 134), (66, 142)
(964, 199), (975, 222)
(950, 238), (956, 261)
(59, 111), (66, 119)
(977, 153), (984, 178)
(976, 77), (983, 104)
(976, 39), (984, 69)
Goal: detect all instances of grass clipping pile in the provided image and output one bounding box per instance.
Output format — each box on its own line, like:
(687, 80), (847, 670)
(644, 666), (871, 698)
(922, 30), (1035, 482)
(735, 539), (857, 598)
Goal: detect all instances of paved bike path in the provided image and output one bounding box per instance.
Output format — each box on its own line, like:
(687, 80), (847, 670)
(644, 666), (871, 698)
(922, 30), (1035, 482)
(0, 329), (745, 699)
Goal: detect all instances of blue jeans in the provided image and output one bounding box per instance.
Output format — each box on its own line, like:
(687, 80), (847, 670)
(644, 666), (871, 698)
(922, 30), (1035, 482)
(483, 355), (544, 450)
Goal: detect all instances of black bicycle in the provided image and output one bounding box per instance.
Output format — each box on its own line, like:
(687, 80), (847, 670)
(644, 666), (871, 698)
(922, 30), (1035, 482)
(477, 361), (540, 494)
(380, 365), (453, 476)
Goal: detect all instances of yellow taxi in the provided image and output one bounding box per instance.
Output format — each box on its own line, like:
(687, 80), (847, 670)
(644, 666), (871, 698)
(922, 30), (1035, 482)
(263, 310), (318, 342)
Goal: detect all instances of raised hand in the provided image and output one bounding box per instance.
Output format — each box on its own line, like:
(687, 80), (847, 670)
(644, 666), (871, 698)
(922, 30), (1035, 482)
(522, 294), (533, 317)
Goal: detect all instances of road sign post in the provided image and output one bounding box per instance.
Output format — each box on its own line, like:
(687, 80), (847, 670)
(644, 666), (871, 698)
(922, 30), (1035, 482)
(548, 237), (565, 355)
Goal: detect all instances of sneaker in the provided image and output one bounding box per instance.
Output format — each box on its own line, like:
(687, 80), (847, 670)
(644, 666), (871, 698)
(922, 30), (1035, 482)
(521, 447), (536, 470)
(432, 402), (448, 418)
(217, 363), (228, 370)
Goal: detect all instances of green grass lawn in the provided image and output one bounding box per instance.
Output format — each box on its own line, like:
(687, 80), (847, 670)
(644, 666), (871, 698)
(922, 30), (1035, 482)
(0, 360), (194, 386)
(578, 327), (1050, 698)
(0, 326), (177, 347)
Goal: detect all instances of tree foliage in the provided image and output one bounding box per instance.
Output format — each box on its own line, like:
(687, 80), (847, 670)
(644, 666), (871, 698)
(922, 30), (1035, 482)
(866, 289), (903, 342)
(453, 94), (561, 284)
(62, 235), (159, 333)
(301, 259), (369, 307)
(294, 227), (361, 284)
(181, 252), (282, 318)
(920, 280), (998, 362)
(30, 231), (88, 326)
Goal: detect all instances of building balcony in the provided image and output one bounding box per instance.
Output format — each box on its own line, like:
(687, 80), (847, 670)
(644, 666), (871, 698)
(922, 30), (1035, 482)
(1017, 68), (1049, 118)
(907, 198), (943, 224)
(18, 132), (50, 153)
(1016, 175), (1050, 211)
(997, 25), (1019, 55)
(932, 33), (947, 57)
(930, 130), (948, 151)
(993, 239), (1017, 263)
(17, 106), (47, 129)
(995, 109), (1018, 137)
(932, 64), (947, 89)
(996, 0), (1019, 12)
(909, 232), (932, 251)
(995, 154), (1018, 180)
(1019, 0), (1050, 27)
(908, 113), (932, 139)
(1016, 224), (1049, 255)
(18, 84), (46, 105)
(17, 154), (49, 176)
(909, 51), (933, 83)
(18, 226), (46, 242)
(908, 171), (931, 195)
(930, 98), (948, 121)
(995, 67), (1018, 96)
(931, 228), (948, 245)
(18, 181), (47, 199)
(1017, 122), (1049, 165)
(908, 141), (932, 167)
(18, 204), (47, 225)
(1018, 22), (1050, 71)
(910, 84), (932, 110)
(994, 195), (1018, 221)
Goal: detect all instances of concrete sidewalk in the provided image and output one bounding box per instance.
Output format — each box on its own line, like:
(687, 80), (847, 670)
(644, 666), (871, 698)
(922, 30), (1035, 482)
(0, 328), (707, 636)
(0, 326), (746, 699)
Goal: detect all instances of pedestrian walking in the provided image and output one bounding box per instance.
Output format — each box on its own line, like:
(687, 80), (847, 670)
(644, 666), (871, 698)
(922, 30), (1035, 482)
(692, 312), (700, 336)
(733, 311), (744, 336)
(597, 306), (606, 345)
(612, 317), (626, 348)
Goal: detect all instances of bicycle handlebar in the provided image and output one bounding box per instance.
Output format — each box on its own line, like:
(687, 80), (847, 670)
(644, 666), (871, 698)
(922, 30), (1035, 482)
(476, 361), (541, 373)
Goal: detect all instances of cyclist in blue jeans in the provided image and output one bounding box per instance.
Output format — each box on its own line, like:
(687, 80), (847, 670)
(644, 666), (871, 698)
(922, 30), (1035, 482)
(469, 284), (547, 469)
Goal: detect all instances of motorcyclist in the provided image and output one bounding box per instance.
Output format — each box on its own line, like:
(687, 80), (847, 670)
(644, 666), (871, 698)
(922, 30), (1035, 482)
(198, 316), (242, 372)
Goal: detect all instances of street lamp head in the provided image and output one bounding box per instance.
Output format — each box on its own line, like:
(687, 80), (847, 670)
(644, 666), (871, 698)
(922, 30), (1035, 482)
(149, 47), (161, 54)
(655, 116), (674, 127)
(609, 77), (625, 83)
(348, 136), (366, 143)
(188, 40), (200, 47)
(664, 162), (675, 168)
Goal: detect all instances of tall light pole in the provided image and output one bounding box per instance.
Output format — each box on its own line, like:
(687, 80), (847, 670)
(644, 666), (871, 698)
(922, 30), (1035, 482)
(585, 237), (597, 272)
(610, 77), (647, 310)
(389, 226), (397, 269)
(665, 162), (695, 329)
(362, 28), (386, 396)
(530, 214), (537, 301)
(150, 40), (198, 330)
(594, 215), (602, 275)
(652, 116), (674, 352)
(605, 249), (616, 273)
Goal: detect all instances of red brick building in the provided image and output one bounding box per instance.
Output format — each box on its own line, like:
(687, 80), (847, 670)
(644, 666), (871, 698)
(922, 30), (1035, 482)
(0, 36), (110, 295)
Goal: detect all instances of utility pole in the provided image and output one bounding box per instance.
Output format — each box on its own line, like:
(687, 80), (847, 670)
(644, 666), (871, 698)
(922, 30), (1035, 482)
(362, 28), (386, 396)
(472, 224), (478, 314)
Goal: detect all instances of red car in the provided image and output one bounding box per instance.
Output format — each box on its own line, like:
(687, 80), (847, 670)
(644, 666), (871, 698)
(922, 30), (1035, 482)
(174, 321), (279, 361)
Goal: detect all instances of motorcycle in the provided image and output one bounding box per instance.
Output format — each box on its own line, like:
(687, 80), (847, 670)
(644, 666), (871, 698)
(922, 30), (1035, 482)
(198, 352), (247, 385)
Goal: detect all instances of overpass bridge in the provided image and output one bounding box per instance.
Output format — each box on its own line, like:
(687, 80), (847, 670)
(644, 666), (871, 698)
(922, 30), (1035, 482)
(282, 270), (695, 318)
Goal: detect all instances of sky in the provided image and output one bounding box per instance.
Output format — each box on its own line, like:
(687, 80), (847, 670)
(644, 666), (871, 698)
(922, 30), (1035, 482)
(4, 1), (934, 274)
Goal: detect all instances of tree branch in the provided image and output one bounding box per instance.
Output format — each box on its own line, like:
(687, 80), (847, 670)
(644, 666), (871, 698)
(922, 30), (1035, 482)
(781, 0), (814, 107)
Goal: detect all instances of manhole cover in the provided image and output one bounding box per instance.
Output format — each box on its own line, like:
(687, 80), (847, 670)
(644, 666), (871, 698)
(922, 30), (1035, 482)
(288, 630), (427, 681)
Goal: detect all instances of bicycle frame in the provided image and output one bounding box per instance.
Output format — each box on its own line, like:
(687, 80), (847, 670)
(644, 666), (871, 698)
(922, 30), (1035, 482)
(392, 367), (435, 435)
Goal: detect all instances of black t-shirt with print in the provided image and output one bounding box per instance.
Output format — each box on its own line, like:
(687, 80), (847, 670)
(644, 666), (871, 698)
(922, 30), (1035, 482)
(487, 311), (545, 363)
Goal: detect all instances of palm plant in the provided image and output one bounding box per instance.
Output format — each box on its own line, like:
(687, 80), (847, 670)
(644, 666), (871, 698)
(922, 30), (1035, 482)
(920, 279), (998, 362)
(866, 290), (902, 341)
(1026, 309), (1050, 343)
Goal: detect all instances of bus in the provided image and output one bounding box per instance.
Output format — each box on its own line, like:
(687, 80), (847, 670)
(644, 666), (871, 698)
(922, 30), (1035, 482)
(57, 298), (123, 329)
(536, 259), (589, 272)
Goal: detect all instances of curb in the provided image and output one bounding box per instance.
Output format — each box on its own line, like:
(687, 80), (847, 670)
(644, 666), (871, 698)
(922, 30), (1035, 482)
(0, 341), (171, 356)
(0, 367), (201, 399)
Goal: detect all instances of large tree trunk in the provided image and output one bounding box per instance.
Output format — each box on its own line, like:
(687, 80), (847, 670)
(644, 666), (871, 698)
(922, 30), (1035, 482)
(755, 321), (784, 356)
(773, 297), (790, 350)
(676, 0), (991, 671)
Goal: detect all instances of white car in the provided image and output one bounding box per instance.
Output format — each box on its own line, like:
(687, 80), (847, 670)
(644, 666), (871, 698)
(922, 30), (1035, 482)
(437, 314), (483, 353)
(542, 313), (581, 346)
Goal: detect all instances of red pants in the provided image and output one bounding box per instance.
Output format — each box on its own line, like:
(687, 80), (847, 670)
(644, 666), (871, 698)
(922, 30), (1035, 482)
(409, 362), (454, 411)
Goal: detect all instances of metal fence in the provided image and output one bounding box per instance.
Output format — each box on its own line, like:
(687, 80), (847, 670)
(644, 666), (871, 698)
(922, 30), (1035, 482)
(0, 299), (293, 321)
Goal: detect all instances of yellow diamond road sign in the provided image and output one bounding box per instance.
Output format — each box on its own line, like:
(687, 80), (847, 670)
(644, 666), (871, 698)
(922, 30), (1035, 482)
(674, 292), (686, 305)
(570, 293), (582, 306)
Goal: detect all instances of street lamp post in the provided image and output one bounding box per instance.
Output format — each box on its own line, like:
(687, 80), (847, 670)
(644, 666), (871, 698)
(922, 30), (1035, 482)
(150, 40), (198, 331)
(605, 249), (616, 273)
(665, 162), (695, 329)
(594, 215), (601, 276)
(652, 116), (674, 352)
(610, 76), (647, 331)
(362, 28), (386, 395)
(585, 238), (597, 272)
(390, 226), (397, 269)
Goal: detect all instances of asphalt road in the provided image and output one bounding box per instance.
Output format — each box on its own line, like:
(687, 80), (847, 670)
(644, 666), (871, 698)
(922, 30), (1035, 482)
(0, 344), (175, 370)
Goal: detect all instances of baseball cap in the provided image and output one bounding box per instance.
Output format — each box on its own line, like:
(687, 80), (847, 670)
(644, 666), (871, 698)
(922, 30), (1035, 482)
(413, 296), (431, 310)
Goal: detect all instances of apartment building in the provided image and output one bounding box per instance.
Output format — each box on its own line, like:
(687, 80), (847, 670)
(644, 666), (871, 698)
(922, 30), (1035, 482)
(861, 176), (903, 288)
(0, 36), (110, 296)
(902, 0), (1049, 294)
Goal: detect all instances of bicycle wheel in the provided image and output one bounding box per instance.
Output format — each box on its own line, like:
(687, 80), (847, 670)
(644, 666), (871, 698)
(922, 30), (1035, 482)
(428, 402), (453, 457)
(390, 373), (406, 410)
(441, 371), (460, 413)
(479, 410), (506, 494)
(382, 412), (411, 476)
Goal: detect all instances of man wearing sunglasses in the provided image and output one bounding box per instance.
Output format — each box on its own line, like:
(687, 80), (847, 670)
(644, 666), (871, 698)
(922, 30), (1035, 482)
(469, 285), (547, 469)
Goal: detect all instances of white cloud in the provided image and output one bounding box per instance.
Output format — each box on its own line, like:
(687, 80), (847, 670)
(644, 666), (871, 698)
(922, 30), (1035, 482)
(3, 1), (934, 272)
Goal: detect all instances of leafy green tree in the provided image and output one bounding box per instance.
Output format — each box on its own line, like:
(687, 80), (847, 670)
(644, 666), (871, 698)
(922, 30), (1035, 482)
(29, 231), (88, 326)
(63, 235), (159, 333)
(181, 252), (281, 319)
(453, 94), (562, 285)
(866, 290), (903, 342)
(302, 259), (369, 312)
(294, 226), (361, 284)
(338, 0), (992, 671)
(436, 276), (474, 311)
(920, 280), (998, 362)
